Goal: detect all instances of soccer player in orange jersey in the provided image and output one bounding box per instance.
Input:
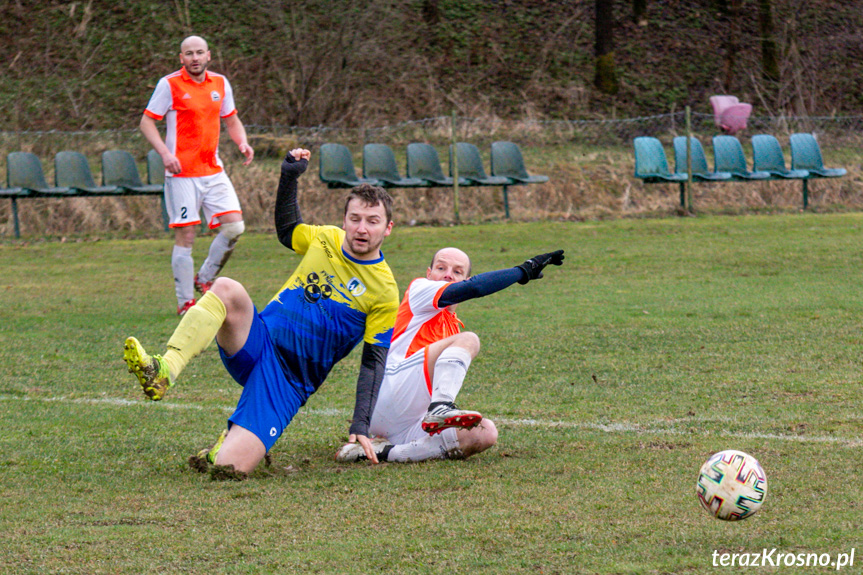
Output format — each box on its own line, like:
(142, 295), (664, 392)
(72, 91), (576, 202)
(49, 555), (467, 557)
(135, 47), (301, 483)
(335, 247), (565, 463)
(140, 36), (255, 315)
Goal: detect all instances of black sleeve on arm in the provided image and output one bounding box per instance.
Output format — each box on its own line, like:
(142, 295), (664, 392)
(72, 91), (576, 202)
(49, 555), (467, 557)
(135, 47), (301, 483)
(274, 153), (309, 249)
(349, 343), (388, 437)
(437, 267), (527, 308)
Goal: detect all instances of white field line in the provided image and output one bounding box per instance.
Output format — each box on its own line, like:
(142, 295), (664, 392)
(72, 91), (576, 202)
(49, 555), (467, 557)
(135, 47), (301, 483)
(2, 394), (861, 447)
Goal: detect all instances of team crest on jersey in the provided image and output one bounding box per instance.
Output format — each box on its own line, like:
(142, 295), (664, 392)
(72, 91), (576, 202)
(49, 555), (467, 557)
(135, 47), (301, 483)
(347, 277), (366, 297)
(210, 91), (221, 102)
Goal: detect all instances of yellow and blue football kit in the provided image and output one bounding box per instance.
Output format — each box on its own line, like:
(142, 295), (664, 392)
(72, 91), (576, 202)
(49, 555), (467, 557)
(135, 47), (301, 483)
(219, 223), (399, 451)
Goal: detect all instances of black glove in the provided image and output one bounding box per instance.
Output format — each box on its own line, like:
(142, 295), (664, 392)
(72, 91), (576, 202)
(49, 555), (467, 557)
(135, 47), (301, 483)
(517, 250), (565, 284)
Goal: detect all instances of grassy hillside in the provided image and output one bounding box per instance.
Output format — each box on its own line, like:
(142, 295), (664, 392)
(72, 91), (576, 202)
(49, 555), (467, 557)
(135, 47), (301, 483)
(2, 0), (861, 130)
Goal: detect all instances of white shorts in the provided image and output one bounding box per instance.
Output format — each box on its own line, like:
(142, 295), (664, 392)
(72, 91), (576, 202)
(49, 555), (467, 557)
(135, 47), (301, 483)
(165, 171), (241, 229)
(370, 351), (432, 445)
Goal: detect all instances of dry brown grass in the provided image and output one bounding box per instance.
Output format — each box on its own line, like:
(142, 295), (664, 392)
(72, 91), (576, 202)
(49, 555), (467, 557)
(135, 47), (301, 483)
(1, 124), (860, 238)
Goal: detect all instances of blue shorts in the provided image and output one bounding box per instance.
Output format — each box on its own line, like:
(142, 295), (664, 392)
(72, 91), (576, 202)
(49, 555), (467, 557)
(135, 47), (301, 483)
(219, 307), (310, 452)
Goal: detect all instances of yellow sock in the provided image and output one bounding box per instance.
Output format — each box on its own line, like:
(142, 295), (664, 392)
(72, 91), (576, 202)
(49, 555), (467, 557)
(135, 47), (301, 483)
(163, 291), (227, 380)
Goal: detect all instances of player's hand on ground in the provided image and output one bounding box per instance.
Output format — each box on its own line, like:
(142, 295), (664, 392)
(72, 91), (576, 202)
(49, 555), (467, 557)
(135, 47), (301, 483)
(288, 148), (311, 162)
(239, 143), (255, 165)
(162, 151), (182, 174)
(517, 249), (565, 284)
(348, 433), (380, 464)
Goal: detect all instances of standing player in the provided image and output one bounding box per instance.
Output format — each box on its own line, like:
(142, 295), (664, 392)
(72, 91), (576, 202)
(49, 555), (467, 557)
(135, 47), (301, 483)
(123, 149), (400, 476)
(140, 35), (255, 315)
(335, 247), (565, 463)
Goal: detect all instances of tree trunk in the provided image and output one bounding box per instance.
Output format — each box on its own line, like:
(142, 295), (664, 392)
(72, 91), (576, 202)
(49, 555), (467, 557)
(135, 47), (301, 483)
(716, 0), (742, 92)
(594, 0), (618, 95)
(758, 0), (780, 83)
(633, 0), (647, 25)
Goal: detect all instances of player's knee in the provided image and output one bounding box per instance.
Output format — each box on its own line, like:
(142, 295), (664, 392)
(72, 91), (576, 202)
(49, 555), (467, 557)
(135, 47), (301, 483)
(479, 418), (498, 449)
(175, 227), (196, 246)
(457, 331), (481, 356)
(210, 277), (243, 303)
(460, 418), (497, 458)
(220, 220), (245, 241)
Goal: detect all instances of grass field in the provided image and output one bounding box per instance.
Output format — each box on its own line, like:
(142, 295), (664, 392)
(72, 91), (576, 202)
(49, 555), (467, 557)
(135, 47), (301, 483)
(2, 213), (862, 574)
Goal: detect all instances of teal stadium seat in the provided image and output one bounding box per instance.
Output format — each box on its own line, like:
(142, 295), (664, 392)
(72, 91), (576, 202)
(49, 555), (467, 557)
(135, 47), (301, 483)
(711, 136), (770, 181)
(672, 136), (731, 181)
(319, 143), (381, 188)
(633, 137), (688, 207)
(405, 143), (460, 186)
(102, 150), (164, 194)
(55, 151), (122, 195)
(147, 149), (166, 186)
(789, 134), (847, 178)
(750, 135), (809, 180)
(490, 141), (549, 184)
(7, 151), (74, 196)
(449, 143), (509, 186)
(362, 144), (425, 187)
(633, 137), (688, 183)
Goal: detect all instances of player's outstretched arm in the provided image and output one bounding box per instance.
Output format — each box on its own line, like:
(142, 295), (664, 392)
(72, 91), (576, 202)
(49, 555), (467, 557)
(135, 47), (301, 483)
(347, 342), (388, 463)
(516, 249), (565, 284)
(437, 249), (565, 307)
(274, 148), (311, 250)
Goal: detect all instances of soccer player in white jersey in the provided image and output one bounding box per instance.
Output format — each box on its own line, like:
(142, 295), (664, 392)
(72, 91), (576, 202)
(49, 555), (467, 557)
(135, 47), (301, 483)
(140, 35), (255, 315)
(336, 246), (565, 463)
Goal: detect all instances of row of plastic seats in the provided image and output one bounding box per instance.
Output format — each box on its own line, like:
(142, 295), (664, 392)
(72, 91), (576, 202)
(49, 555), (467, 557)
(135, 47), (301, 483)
(2, 150), (167, 238)
(636, 133), (846, 183)
(633, 133), (846, 208)
(2, 150), (165, 198)
(319, 141), (548, 189)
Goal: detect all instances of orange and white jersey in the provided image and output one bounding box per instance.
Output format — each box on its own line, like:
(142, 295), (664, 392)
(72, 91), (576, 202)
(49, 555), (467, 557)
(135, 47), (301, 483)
(144, 68), (237, 178)
(387, 277), (464, 366)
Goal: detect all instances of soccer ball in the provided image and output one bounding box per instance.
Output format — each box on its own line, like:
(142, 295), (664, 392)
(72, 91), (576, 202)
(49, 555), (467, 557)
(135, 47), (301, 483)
(696, 449), (767, 520)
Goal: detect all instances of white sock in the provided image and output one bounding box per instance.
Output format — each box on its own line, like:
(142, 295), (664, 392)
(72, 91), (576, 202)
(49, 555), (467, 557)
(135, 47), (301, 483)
(386, 428), (461, 462)
(172, 245), (195, 305)
(197, 232), (235, 284)
(430, 347), (472, 405)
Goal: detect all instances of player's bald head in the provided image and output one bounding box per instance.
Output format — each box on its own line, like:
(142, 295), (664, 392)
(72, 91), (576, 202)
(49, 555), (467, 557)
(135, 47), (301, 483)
(430, 247), (472, 277)
(180, 35), (208, 52)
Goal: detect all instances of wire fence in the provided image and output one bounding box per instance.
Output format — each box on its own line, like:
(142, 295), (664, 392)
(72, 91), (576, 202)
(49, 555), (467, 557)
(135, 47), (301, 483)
(1, 112), (861, 237)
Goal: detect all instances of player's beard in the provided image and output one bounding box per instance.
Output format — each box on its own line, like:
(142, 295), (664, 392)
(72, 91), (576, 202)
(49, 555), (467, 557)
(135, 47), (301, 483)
(346, 233), (384, 259)
(184, 59), (209, 78)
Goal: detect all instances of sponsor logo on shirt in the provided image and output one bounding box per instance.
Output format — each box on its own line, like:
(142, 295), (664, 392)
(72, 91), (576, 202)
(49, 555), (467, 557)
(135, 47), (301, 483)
(347, 277), (366, 297)
(181, 93), (192, 100)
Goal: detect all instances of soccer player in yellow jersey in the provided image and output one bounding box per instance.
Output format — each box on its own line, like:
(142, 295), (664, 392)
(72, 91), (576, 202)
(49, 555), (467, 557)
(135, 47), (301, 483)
(123, 149), (400, 476)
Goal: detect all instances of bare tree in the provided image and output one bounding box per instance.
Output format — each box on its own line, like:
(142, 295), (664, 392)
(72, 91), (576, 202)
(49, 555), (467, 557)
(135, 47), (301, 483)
(594, 0), (618, 95)
(633, 0), (647, 25)
(758, 0), (779, 83)
(716, 0), (742, 92)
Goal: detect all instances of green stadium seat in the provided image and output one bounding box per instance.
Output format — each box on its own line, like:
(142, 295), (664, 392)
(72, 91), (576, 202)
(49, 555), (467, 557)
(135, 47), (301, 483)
(633, 137), (688, 183)
(751, 135), (809, 179)
(449, 142), (509, 186)
(362, 144), (426, 187)
(55, 151), (122, 195)
(490, 141), (549, 184)
(789, 134), (847, 178)
(711, 136), (770, 180)
(147, 149), (165, 186)
(319, 143), (381, 188)
(672, 136), (731, 181)
(102, 150), (163, 194)
(405, 143), (462, 186)
(7, 151), (74, 196)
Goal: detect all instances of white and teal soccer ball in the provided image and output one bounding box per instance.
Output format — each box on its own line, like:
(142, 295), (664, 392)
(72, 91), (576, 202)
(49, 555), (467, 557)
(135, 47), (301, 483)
(696, 449), (767, 520)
